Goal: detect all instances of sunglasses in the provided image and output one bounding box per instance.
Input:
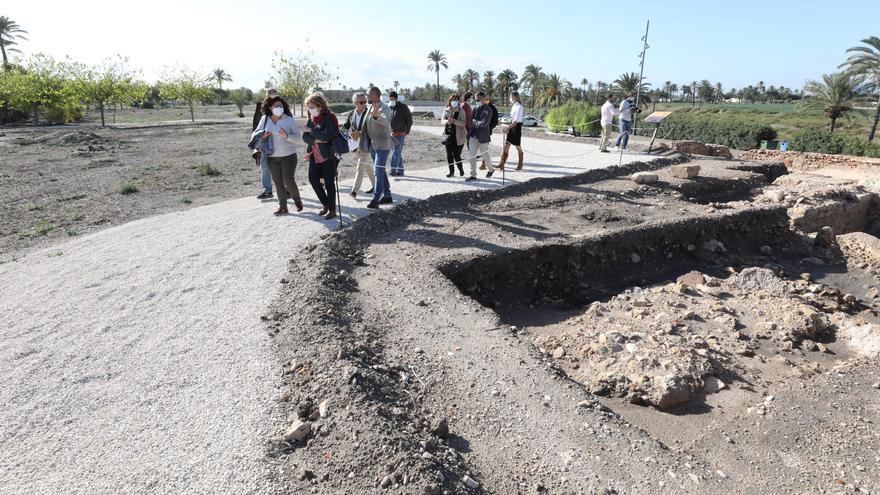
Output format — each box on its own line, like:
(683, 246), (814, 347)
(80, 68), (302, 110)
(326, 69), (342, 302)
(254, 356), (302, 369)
(355, 101), (367, 105)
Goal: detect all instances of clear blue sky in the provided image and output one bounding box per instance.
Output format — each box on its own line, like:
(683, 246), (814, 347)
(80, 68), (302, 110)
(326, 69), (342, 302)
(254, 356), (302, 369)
(6, 0), (880, 92)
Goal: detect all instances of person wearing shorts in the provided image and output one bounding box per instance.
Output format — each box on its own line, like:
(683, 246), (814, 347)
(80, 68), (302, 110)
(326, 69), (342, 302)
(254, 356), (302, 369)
(497, 91), (524, 171)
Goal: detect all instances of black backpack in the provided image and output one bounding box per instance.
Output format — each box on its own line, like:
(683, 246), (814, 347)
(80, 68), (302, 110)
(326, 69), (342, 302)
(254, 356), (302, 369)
(488, 103), (499, 130)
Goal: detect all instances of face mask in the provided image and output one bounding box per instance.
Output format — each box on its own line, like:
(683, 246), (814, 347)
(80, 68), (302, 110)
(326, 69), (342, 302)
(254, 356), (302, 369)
(272, 107), (283, 117)
(451, 100), (460, 108)
(308, 108), (320, 118)
(389, 100), (397, 107)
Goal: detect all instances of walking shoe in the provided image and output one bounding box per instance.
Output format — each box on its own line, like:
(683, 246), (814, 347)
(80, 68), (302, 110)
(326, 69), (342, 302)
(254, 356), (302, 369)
(293, 200), (303, 212)
(324, 210), (337, 220)
(365, 188), (374, 194)
(446, 172), (454, 178)
(479, 164), (487, 170)
(465, 176), (477, 182)
(600, 149), (609, 153)
(397, 171), (404, 176)
(256, 192), (273, 199)
(319, 206), (329, 216)
(379, 196), (393, 205)
(273, 207), (288, 216)
(486, 170), (494, 178)
(350, 191), (357, 198)
(366, 201), (379, 209)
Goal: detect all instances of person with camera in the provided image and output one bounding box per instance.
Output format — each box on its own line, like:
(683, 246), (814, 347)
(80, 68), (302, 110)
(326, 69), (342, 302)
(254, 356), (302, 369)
(614, 92), (640, 151)
(442, 94), (468, 178)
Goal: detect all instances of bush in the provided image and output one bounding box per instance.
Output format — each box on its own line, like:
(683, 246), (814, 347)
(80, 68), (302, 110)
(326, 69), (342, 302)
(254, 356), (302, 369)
(790, 128), (880, 157)
(119, 181), (139, 194)
(544, 101), (601, 135)
(329, 103), (354, 114)
(635, 112), (776, 149)
(43, 103), (84, 124)
(197, 164), (222, 176)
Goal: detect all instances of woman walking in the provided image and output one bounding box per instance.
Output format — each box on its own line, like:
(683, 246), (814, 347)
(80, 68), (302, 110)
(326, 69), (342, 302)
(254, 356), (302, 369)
(302, 92), (342, 220)
(442, 94), (468, 178)
(259, 95), (302, 215)
(496, 91), (525, 171)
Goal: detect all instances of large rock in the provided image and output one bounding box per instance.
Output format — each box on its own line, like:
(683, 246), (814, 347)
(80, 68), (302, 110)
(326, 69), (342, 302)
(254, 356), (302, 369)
(845, 323), (880, 357)
(783, 305), (830, 340)
(631, 172), (659, 185)
(670, 164), (701, 179)
(284, 420), (311, 443)
(673, 140), (733, 159)
(730, 267), (787, 295)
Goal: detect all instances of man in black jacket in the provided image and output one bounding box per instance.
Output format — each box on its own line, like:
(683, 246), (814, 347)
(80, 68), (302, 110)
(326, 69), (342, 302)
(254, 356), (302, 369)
(387, 91), (413, 176)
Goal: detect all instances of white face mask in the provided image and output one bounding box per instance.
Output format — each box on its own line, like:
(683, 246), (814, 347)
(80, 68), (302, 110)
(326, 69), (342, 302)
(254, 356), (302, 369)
(389, 100), (397, 107)
(451, 100), (460, 109)
(272, 106), (283, 117)
(308, 107), (320, 118)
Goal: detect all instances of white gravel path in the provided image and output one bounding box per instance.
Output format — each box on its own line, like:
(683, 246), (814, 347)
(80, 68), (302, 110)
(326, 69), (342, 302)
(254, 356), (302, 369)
(0, 127), (650, 494)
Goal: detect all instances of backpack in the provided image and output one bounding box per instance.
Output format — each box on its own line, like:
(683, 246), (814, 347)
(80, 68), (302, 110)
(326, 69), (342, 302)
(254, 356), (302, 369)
(488, 103), (499, 130)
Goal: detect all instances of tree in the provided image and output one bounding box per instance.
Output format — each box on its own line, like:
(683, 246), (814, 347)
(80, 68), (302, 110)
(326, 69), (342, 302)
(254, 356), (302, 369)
(670, 83), (678, 102)
(451, 73), (467, 93)
(480, 70), (495, 95)
(520, 64), (544, 108)
(801, 72), (866, 133)
(228, 87), (252, 117)
(272, 49), (334, 116)
(3, 53), (79, 124)
(463, 69), (479, 92)
(840, 36), (880, 141)
(393, 80), (400, 92)
(0, 17), (28, 70)
(75, 56), (141, 127)
(497, 69), (519, 103)
(663, 81), (673, 102)
(212, 68), (232, 91)
(613, 72), (651, 103)
(158, 66), (214, 122)
(697, 80), (714, 107)
(426, 49), (448, 101)
(535, 73), (570, 107)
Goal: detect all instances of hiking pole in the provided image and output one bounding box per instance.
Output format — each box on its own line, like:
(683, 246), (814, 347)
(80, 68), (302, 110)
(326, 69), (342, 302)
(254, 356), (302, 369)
(335, 156), (343, 230)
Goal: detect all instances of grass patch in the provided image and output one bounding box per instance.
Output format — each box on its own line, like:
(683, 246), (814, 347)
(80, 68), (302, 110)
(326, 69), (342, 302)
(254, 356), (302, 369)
(19, 220), (56, 238)
(60, 193), (88, 202)
(197, 164), (222, 177)
(181, 198), (192, 204)
(120, 181), (139, 195)
(25, 203), (43, 211)
(71, 212), (85, 221)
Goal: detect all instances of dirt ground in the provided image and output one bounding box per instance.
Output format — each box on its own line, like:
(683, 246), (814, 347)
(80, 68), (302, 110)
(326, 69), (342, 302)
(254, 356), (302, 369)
(0, 122), (448, 260)
(267, 156), (880, 494)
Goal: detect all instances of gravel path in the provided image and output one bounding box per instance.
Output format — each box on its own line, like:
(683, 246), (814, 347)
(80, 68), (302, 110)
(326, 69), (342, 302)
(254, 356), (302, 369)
(0, 128), (651, 494)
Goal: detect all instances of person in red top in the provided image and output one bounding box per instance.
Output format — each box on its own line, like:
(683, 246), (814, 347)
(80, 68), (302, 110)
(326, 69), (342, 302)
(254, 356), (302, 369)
(460, 91), (474, 134)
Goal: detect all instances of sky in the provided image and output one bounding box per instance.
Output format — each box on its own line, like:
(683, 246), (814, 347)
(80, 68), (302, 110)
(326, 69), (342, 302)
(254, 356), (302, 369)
(6, 0), (880, 94)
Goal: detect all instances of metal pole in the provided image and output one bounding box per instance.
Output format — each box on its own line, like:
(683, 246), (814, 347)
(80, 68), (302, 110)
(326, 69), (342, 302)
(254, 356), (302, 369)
(620, 20), (650, 166)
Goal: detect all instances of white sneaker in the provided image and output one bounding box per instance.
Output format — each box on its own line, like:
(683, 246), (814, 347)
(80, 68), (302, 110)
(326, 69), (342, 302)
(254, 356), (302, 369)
(614, 146), (619, 151)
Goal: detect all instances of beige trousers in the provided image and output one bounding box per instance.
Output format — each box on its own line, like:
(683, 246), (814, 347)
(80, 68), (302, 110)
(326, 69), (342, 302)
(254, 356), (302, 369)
(352, 148), (375, 192)
(599, 124), (613, 151)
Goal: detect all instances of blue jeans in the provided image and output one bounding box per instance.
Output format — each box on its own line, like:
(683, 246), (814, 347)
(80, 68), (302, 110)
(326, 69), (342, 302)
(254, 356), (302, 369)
(260, 152), (272, 193)
(372, 149), (391, 201)
(615, 119), (632, 149)
(390, 135), (406, 174)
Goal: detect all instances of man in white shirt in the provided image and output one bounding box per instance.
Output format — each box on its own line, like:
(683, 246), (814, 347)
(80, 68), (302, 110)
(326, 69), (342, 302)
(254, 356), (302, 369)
(599, 94), (618, 153)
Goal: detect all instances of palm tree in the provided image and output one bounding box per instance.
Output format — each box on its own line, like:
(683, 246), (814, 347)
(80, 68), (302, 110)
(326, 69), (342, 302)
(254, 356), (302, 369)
(802, 72), (866, 133)
(535, 73), (570, 107)
(498, 69), (519, 103)
(595, 80), (606, 105)
(840, 36), (880, 140)
(0, 16), (28, 70)
(451, 73), (467, 93)
(393, 80), (400, 92)
(212, 68), (232, 91)
(663, 81), (673, 102)
(613, 72), (652, 103)
(670, 83), (679, 102)
(480, 70), (496, 95)
(697, 80), (714, 108)
(714, 82), (723, 103)
(580, 78), (589, 100)
(426, 50), (448, 101)
(520, 64), (544, 108)
(463, 69), (479, 92)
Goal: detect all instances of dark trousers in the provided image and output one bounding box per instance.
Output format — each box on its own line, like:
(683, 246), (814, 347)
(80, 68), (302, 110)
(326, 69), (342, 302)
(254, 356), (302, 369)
(445, 137), (464, 175)
(309, 158), (337, 210)
(267, 154), (299, 207)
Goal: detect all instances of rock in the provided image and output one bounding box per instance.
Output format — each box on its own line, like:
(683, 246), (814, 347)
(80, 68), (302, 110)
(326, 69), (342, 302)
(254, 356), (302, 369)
(673, 140), (733, 159)
(284, 420), (311, 443)
(432, 418), (449, 438)
(844, 323), (880, 357)
(670, 164), (701, 179)
(676, 270), (706, 287)
(760, 245), (773, 256)
(731, 267), (787, 295)
(462, 475), (480, 489)
(702, 375), (726, 393)
(318, 399), (329, 418)
(380, 475), (393, 488)
(630, 253), (641, 264)
(651, 373), (696, 409)
(422, 484), (441, 495)
(552, 346), (566, 359)
(815, 226), (836, 248)
(624, 343), (639, 354)
(702, 239), (726, 254)
(631, 172), (659, 185)
(298, 469), (315, 481)
(784, 305), (830, 340)
(296, 399), (314, 419)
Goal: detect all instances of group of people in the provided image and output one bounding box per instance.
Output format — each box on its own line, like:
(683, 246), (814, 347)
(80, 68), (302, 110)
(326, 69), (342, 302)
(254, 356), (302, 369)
(598, 92), (640, 153)
(441, 91), (525, 180)
(247, 86), (528, 218)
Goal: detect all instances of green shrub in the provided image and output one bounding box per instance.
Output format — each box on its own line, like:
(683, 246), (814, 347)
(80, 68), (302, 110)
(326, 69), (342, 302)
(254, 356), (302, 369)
(330, 103), (355, 114)
(198, 164), (222, 176)
(544, 101), (601, 135)
(790, 128), (880, 157)
(43, 102), (84, 124)
(635, 112), (776, 149)
(120, 181), (139, 194)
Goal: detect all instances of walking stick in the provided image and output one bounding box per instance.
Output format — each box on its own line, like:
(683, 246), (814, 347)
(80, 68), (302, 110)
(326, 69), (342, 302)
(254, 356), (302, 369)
(335, 156), (343, 230)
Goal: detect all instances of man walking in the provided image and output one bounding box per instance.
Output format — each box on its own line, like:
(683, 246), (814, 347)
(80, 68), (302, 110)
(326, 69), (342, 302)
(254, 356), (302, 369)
(252, 88), (290, 199)
(388, 91), (413, 176)
(343, 92), (375, 198)
(599, 94), (618, 153)
(614, 92), (638, 151)
(362, 87), (394, 209)
(468, 92), (494, 180)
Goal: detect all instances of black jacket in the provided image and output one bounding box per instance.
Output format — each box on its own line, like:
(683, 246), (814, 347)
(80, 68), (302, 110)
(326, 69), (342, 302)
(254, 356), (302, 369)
(389, 102), (413, 135)
(302, 112), (341, 163)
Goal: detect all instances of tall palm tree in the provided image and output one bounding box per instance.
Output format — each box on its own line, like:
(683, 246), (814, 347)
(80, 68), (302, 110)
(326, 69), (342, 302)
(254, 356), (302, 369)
(714, 82), (723, 103)
(393, 80), (400, 92)
(0, 16), (28, 70)
(663, 81), (673, 102)
(595, 80), (606, 105)
(426, 50), (448, 101)
(670, 83), (679, 102)
(535, 73), (570, 107)
(613, 72), (651, 103)
(520, 64), (544, 108)
(580, 78), (589, 100)
(480, 70), (496, 95)
(498, 69), (519, 103)
(451, 73), (467, 93)
(463, 69), (479, 92)
(802, 72), (866, 133)
(840, 36), (880, 140)
(212, 68), (232, 91)
(697, 80), (714, 108)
